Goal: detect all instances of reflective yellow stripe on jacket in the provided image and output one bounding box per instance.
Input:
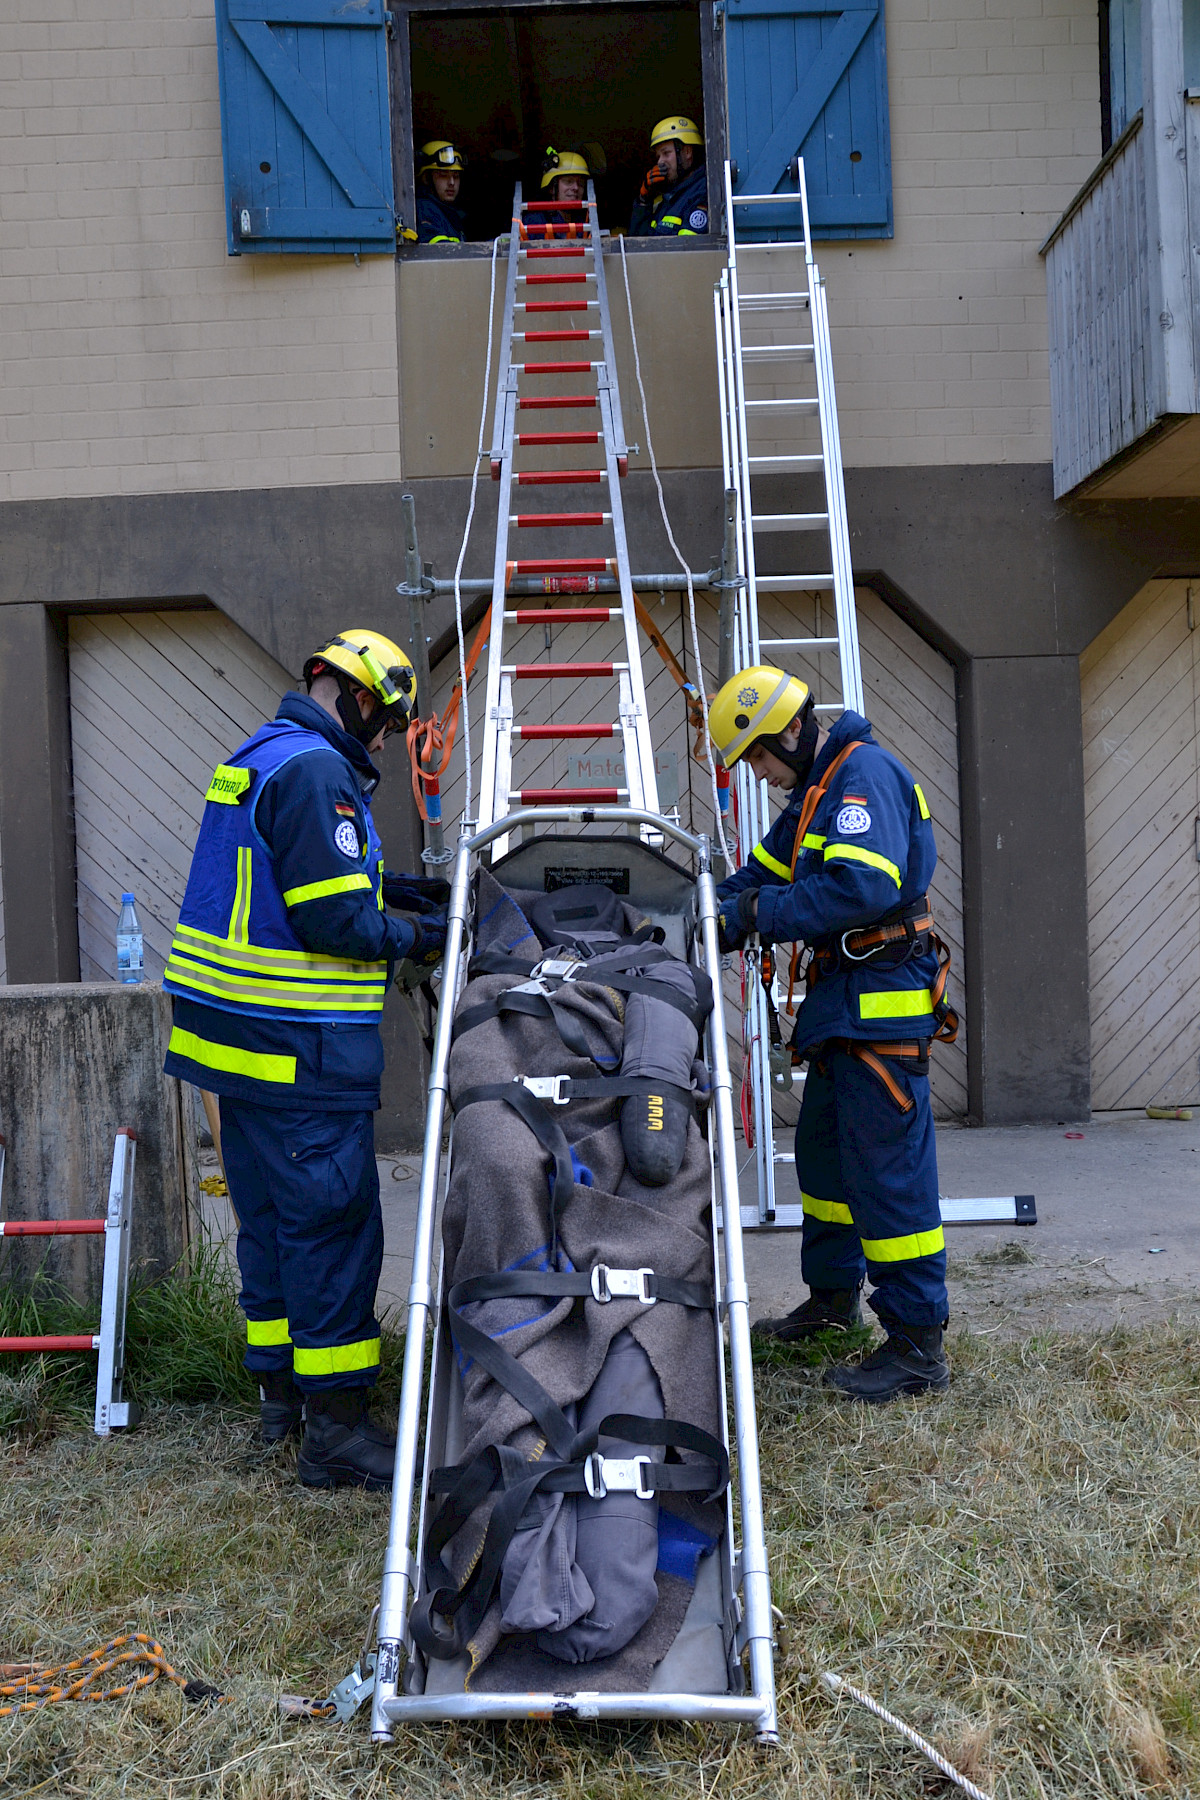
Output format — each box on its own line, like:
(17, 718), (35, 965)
(167, 1027), (297, 1085)
(165, 919), (387, 1015)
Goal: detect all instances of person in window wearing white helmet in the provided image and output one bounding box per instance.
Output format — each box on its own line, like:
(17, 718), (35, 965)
(629, 115), (708, 237)
(709, 666), (958, 1403)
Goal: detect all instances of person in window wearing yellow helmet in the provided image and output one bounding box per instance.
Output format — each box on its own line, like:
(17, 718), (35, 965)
(416, 139), (467, 244)
(710, 668), (956, 1403)
(630, 115), (708, 238)
(164, 631), (449, 1486)
(533, 147), (593, 238)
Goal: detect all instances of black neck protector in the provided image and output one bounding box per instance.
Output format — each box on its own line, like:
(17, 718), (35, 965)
(756, 699), (819, 789)
(316, 670), (392, 750)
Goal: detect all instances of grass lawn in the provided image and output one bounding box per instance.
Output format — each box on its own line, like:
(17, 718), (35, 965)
(2, 1251), (1198, 1798)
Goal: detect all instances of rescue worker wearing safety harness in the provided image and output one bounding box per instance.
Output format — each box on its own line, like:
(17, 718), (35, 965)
(416, 139), (467, 243)
(629, 115), (709, 238)
(710, 666), (957, 1402)
(163, 631), (448, 1485)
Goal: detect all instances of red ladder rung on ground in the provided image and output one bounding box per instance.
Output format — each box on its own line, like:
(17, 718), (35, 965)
(0, 1219), (105, 1236)
(0, 1334), (101, 1352)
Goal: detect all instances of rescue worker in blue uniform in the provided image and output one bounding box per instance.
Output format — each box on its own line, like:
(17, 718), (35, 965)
(629, 115), (708, 238)
(533, 147), (591, 235)
(164, 630), (449, 1484)
(416, 140), (467, 244)
(709, 665), (958, 1402)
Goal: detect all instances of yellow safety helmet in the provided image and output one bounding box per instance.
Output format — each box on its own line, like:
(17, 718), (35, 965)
(650, 115), (703, 150)
(540, 148), (591, 191)
(304, 629), (415, 741)
(419, 140), (466, 177)
(708, 665), (811, 769)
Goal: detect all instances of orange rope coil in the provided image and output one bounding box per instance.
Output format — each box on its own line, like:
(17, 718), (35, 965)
(0, 1633), (226, 1715)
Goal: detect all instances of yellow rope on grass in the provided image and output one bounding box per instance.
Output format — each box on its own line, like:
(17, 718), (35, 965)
(0, 1634), (226, 1716)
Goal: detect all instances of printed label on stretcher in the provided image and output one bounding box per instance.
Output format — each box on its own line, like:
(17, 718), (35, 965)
(544, 866), (631, 894)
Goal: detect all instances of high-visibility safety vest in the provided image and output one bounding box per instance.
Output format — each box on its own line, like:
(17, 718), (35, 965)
(164, 721), (388, 1024)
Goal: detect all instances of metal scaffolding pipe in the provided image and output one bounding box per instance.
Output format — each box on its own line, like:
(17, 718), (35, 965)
(426, 569), (722, 599)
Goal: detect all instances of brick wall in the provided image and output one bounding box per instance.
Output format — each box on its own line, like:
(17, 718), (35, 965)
(0, 0), (400, 502)
(830, 0), (1102, 465)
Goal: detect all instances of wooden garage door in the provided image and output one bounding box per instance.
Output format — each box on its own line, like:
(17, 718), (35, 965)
(1082, 579), (1200, 1111)
(68, 610), (294, 984)
(428, 584), (966, 1118)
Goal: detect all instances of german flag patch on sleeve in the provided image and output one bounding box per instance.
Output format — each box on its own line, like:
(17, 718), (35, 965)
(334, 802), (356, 818)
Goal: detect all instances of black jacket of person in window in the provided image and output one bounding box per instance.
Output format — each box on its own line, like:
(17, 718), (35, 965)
(629, 162), (709, 238)
(416, 193), (465, 243)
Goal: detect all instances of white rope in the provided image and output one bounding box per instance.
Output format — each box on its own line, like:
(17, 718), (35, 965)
(820, 1673), (994, 1800)
(618, 236), (733, 866)
(451, 233), (502, 824)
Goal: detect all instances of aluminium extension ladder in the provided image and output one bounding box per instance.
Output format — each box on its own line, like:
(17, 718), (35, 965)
(713, 158), (865, 1229)
(369, 185), (778, 1744)
(475, 181), (660, 854)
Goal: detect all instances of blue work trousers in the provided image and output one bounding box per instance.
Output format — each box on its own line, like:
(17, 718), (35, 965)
(219, 1100), (384, 1392)
(795, 1046), (948, 1327)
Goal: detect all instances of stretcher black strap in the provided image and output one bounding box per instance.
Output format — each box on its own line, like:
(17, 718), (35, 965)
(410, 1412), (728, 1660)
(450, 1269), (713, 1311)
(454, 1076), (704, 1117)
(452, 987), (604, 1062)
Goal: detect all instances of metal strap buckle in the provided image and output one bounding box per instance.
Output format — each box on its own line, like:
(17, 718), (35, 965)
(583, 1452), (654, 1501)
(519, 1074), (572, 1105)
(590, 1265), (656, 1304)
(531, 956), (584, 983)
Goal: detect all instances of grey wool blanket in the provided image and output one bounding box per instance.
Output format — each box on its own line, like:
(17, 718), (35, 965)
(436, 867), (722, 1682)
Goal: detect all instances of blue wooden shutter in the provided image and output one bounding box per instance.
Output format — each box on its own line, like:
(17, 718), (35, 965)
(725, 0), (892, 241)
(214, 0), (395, 254)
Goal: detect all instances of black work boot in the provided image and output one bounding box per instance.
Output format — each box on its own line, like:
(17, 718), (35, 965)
(825, 1323), (950, 1403)
(297, 1389), (396, 1491)
(259, 1370), (304, 1445)
(752, 1286), (864, 1344)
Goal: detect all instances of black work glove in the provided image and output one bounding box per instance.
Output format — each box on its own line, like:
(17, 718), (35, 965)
(638, 164), (668, 205)
(716, 887), (759, 954)
(395, 907), (447, 969)
(383, 871), (451, 913)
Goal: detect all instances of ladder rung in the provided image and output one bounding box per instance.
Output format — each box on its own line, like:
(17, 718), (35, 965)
(519, 787), (625, 803)
(511, 557), (613, 575)
(514, 720), (617, 737)
(752, 512), (828, 532)
(514, 470), (605, 486)
(516, 430), (601, 445)
(518, 396), (598, 411)
(520, 272), (595, 285)
(755, 574), (834, 591)
(518, 301), (599, 312)
(523, 247), (589, 258)
(739, 291), (810, 308)
(523, 200), (588, 212)
(506, 608), (619, 625)
(517, 360), (599, 374)
(745, 397), (819, 411)
(513, 330), (602, 342)
(748, 454), (823, 470)
(740, 344), (813, 360)
(509, 661), (619, 678)
(511, 511), (610, 527)
(760, 636), (841, 650)
(732, 192), (807, 206)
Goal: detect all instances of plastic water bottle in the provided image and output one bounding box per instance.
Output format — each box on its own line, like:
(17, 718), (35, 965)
(116, 892), (144, 984)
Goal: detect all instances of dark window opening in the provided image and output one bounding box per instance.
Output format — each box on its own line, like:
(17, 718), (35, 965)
(394, 1), (721, 250)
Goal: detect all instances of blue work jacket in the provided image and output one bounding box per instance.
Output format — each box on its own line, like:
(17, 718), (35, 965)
(416, 194), (464, 243)
(163, 692), (416, 1110)
(718, 712), (940, 1052)
(629, 163), (710, 237)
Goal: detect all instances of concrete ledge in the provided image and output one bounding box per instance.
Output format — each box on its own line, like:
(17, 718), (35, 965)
(0, 984), (197, 1301)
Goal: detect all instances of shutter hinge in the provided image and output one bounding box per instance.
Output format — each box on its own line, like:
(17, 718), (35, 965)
(385, 9), (395, 36)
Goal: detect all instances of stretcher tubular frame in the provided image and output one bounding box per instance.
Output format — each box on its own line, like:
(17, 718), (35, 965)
(371, 805), (779, 1745)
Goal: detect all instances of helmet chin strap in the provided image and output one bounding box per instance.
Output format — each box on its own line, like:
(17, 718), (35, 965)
(758, 700), (819, 787)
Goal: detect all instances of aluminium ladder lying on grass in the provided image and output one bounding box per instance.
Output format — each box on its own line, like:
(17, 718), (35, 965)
(370, 182), (778, 1746)
(714, 157), (864, 1230)
(0, 1127), (140, 1434)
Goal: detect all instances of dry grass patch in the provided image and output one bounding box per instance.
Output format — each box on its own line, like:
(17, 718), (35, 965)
(4, 1303), (1200, 1796)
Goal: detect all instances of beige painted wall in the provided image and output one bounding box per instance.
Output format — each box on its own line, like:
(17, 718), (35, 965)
(397, 248), (724, 478)
(1, 0), (400, 502)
